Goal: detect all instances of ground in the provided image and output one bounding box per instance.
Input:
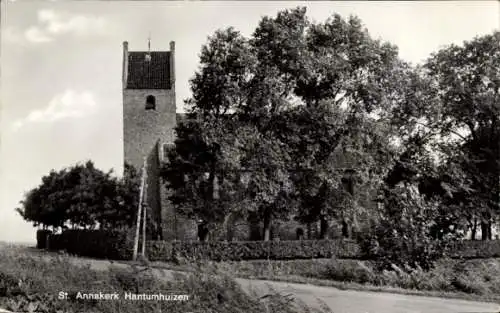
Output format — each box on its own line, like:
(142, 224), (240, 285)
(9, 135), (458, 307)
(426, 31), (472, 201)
(9, 245), (498, 313)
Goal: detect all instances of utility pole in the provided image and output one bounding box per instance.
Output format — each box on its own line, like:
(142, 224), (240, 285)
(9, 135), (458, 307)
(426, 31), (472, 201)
(132, 158), (147, 261)
(141, 169), (148, 258)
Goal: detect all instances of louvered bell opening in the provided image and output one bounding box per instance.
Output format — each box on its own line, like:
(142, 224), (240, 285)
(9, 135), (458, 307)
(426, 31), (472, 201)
(145, 95), (156, 110)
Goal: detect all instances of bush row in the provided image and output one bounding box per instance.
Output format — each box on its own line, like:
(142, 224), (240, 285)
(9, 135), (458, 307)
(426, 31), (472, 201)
(47, 229), (134, 260)
(36, 229), (52, 249)
(43, 229), (500, 262)
(446, 240), (500, 259)
(147, 239), (360, 262)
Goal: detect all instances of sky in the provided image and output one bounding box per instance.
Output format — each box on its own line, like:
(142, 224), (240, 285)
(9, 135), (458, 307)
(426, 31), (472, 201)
(0, 1), (498, 244)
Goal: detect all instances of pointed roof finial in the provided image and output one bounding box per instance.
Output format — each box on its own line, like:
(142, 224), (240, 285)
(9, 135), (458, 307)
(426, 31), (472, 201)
(145, 32), (152, 62)
(148, 32), (151, 53)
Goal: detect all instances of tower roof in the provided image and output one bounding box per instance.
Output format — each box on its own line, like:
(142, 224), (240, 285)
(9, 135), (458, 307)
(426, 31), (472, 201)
(127, 51), (171, 89)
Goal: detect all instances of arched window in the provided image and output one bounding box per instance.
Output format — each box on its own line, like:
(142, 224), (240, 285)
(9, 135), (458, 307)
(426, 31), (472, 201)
(145, 95), (156, 110)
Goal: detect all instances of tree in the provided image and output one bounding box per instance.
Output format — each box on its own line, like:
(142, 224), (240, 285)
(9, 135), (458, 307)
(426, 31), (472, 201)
(386, 32), (500, 240)
(188, 27), (255, 118)
(249, 8), (409, 238)
(162, 117), (239, 241)
(237, 125), (294, 241)
(108, 163), (140, 229)
(364, 184), (445, 270)
(425, 32), (500, 239)
(164, 7), (418, 241)
(16, 161), (137, 231)
(162, 27), (256, 241)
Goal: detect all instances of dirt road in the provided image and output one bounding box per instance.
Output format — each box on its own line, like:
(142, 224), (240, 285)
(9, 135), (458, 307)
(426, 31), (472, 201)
(237, 278), (499, 313)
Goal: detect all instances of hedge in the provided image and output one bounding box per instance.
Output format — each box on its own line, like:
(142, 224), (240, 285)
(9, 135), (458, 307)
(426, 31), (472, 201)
(44, 229), (500, 262)
(46, 229), (134, 260)
(147, 239), (360, 262)
(446, 240), (500, 259)
(36, 229), (52, 249)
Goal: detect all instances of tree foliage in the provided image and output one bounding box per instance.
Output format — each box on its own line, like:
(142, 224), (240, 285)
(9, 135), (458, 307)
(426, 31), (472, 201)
(361, 184), (446, 270)
(163, 6), (499, 263)
(384, 31), (500, 240)
(424, 32), (500, 239)
(164, 7), (411, 241)
(16, 161), (138, 231)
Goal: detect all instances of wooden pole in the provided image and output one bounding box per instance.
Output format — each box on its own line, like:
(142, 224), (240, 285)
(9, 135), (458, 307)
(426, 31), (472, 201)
(132, 158), (146, 261)
(141, 168), (148, 258)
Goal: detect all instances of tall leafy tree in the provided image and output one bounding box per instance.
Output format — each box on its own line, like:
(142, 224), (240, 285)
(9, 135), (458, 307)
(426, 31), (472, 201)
(164, 7), (417, 241)
(386, 32), (500, 240)
(163, 117), (243, 241)
(162, 28), (254, 240)
(424, 31), (500, 239)
(248, 8), (410, 238)
(16, 161), (137, 231)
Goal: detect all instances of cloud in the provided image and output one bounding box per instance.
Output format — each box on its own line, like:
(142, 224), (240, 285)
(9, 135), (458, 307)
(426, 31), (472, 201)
(17, 9), (110, 44)
(24, 27), (52, 43)
(12, 90), (97, 131)
(2, 27), (25, 44)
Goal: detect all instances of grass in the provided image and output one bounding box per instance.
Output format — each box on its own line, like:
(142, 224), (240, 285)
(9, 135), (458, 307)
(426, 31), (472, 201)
(135, 257), (500, 304)
(0, 244), (333, 313)
(4, 243), (499, 312)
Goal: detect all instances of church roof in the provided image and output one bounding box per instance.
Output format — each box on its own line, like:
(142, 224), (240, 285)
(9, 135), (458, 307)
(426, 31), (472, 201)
(127, 51), (171, 89)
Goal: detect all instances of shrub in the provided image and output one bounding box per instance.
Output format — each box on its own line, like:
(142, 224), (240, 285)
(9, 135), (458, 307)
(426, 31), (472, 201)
(147, 239), (360, 262)
(324, 259), (377, 284)
(209, 257), (500, 301)
(36, 230), (52, 249)
(146, 241), (173, 261)
(358, 186), (448, 270)
(46, 227), (500, 263)
(447, 240), (500, 259)
(46, 229), (134, 260)
(46, 234), (64, 251)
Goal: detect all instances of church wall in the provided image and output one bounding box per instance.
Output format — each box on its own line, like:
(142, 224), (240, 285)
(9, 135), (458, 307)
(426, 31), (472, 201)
(144, 142), (163, 239)
(123, 89), (176, 170)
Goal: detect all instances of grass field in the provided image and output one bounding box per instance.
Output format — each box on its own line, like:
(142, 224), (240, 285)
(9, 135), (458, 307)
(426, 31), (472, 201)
(2, 242), (499, 312)
(0, 244), (332, 313)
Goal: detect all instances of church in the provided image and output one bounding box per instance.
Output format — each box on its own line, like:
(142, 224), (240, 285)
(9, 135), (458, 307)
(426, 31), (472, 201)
(122, 40), (197, 241)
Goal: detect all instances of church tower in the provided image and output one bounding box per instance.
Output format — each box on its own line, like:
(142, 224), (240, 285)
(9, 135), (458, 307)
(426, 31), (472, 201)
(122, 40), (176, 240)
(122, 40), (176, 168)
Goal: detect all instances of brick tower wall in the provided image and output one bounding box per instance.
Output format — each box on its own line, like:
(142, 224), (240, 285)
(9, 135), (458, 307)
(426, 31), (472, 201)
(122, 40), (177, 170)
(123, 88), (176, 170)
(144, 142), (162, 239)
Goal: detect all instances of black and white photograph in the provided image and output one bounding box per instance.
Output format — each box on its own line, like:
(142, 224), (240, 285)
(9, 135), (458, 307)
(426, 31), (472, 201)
(0, 1), (499, 312)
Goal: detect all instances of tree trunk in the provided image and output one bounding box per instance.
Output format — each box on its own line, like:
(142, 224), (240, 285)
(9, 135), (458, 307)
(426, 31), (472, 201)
(296, 228), (304, 240)
(263, 211), (272, 242)
(198, 222), (210, 242)
(225, 213), (235, 242)
(481, 221), (489, 240)
(248, 212), (261, 241)
(341, 219), (350, 238)
(319, 216), (329, 239)
(157, 225), (163, 240)
(263, 217), (271, 241)
(471, 218), (477, 240)
(307, 223), (312, 239)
